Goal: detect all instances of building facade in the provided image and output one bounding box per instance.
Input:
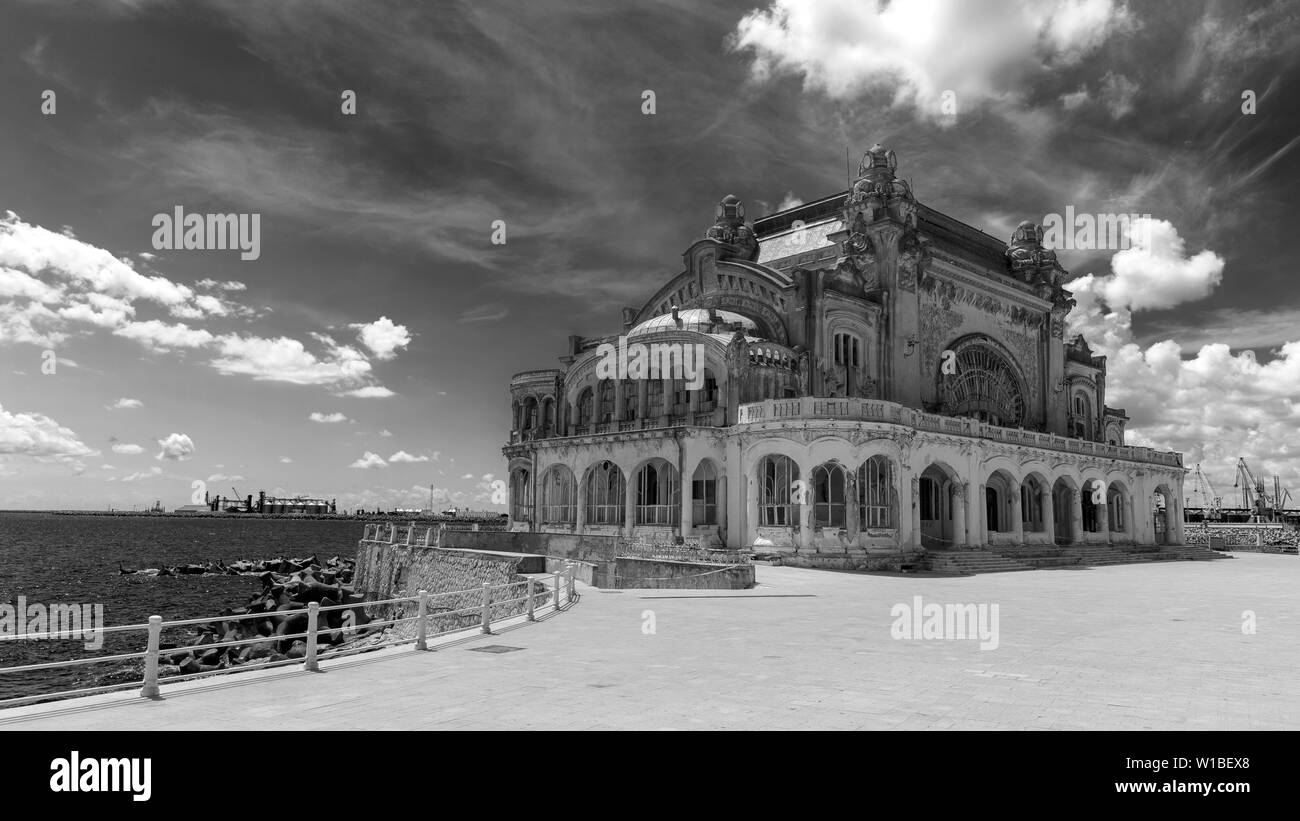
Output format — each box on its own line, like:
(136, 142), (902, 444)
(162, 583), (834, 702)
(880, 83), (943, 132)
(503, 145), (1185, 558)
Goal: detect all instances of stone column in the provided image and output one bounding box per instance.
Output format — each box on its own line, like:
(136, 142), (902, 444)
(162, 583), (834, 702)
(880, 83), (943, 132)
(575, 469), (587, 533)
(624, 470), (637, 537)
(717, 474), (729, 545)
(1098, 496), (1111, 545)
(614, 380), (625, 422)
(798, 459), (815, 552)
(845, 471), (860, 547)
(1124, 494), (1135, 544)
(1041, 485), (1055, 544)
(679, 471), (692, 540)
(976, 482), (987, 548)
(951, 481), (967, 549)
(910, 475), (921, 550)
(1170, 491), (1184, 544)
(1010, 484), (1024, 545)
(1071, 487), (1084, 545)
(637, 381), (648, 425)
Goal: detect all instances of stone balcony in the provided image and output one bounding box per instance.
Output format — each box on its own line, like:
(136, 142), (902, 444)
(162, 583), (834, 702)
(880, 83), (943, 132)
(736, 396), (1182, 468)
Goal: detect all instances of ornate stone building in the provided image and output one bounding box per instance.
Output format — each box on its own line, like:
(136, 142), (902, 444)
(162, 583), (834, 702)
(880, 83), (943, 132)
(503, 145), (1186, 559)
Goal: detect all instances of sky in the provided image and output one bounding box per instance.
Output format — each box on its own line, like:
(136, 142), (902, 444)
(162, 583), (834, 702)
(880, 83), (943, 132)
(1, 0), (1298, 512)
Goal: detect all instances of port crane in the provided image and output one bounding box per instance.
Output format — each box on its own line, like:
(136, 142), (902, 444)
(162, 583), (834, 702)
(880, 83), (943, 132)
(1187, 464), (1222, 514)
(1232, 458), (1291, 522)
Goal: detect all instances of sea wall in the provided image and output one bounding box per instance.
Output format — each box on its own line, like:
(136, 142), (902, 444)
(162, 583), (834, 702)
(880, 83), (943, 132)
(354, 543), (546, 630)
(613, 557), (755, 590)
(1184, 524), (1300, 550)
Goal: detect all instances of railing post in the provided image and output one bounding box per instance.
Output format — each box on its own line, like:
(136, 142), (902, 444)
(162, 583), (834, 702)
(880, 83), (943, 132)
(480, 583), (492, 634)
(305, 602), (320, 672)
(526, 580), (536, 621)
(553, 571), (563, 609)
(140, 615), (162, 699)
(415, 589), (429, 650)
(569, 567), (576, 601)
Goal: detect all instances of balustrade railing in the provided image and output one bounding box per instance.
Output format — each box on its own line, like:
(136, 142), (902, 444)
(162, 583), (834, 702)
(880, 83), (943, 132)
(735, 396), (1182, 468)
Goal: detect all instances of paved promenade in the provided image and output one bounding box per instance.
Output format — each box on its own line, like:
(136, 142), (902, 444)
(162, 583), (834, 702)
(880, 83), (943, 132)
(1, 552), (1294, 730)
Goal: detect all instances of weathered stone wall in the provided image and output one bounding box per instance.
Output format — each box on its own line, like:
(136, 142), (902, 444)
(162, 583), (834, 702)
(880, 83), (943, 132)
(354, 543), (547, 632)
(614, 557), (755, 590)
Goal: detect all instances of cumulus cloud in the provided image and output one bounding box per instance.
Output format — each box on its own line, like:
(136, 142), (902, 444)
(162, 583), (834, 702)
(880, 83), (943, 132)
(388, 450), (429, 463)
(309, 411), (349, 424)
(378, 429), (393, 437)
(155, 433), (195, 461)
(109, 398), (143, 410)
(1067, 221), (1300, 493)
(0, 403), (97, 460)
(339, 385), (395, 399)
(111, 443), (145, 455)
(460, 472), (474, 479)
(349, 316), (411, 360)
(279, 457), (293, 463)
(349, 451), (388, 469)
(776, 192), (803, 211)
(730, 0), (1136, 119)
(206, 473), (245, 482)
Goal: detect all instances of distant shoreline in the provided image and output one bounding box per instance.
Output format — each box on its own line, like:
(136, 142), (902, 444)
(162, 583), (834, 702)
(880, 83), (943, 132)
(1, 510), (507, 522)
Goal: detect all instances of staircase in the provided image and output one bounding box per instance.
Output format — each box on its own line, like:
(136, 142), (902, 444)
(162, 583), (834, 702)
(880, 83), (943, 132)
(992, 544), (1081, 569)
(1146, 544), (1231, 562)
(926, 549), (1034, 574)
(1057, 544), (1148, 566)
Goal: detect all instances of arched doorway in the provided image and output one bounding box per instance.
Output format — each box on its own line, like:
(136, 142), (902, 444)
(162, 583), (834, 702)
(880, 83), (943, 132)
(985, 469), (1017, 535)
(1052, 477), (1076, 545)
(1152, 485), (1171, 545)
(919, 462), (961, 549)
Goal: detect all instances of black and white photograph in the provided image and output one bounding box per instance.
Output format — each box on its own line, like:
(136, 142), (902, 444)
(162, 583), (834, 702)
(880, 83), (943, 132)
(0, 0), (1295, 792)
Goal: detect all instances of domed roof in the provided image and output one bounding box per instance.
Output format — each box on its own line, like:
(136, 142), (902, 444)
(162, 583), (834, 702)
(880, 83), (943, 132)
(627, 308), (759, 340)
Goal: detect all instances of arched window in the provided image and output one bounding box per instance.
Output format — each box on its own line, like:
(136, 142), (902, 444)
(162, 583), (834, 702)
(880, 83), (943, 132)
(758, 455), (799, 527)
(584, 462), (625, 525)
(598, 380), (615, 422)
(541, 398), (554, 435)
(540, 467), (575, 525)
(858, 456), (894, 528)
(576, 388), (594, 429)
(833, 332), (860, 367)
(700, 370), (718, 412)
(621, 378), (638, 421)
(692, 460), (719, 525)
(634, 460), (679, 526)
(943, 341), (1026, 427)
(812, 462), (848, 528)
(509, 468), (531, 524)
(1081, 489), (1099, 532)
(647, 380), (664, 417)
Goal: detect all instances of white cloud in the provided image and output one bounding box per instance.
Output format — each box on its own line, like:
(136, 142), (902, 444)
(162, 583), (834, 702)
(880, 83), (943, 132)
(776, 192), (803, 211)
(113, 319), (214, 351)
(309, 411), (349, 424)
(279, 457), (293, 463)
(210, 333), (372, 386)
(349, 316), (411, 360)
(339, 385), (395, 399)
(457, 304), (510, 324)
(460, 472), (474, 479)
(109, 398), (144, 410)
(349, 451), (388, 469)
(730, 0), (1135, 119)
(111, 443), (145, 455)
(0, 403), (97, 460)
(121, 466), (163, 482)
(1067, 221), (1300, 495)
(155, 433), (195, 461)
(206, 473), (245, 482)
(1098, 70), (1140, 118)
(100, 464), (115, 470)
(378, 429), (393, 437)
(388, 450), (429, 463)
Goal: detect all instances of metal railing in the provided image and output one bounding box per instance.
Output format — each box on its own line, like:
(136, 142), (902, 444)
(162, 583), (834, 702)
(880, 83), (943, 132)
(0, 567), (579, 710)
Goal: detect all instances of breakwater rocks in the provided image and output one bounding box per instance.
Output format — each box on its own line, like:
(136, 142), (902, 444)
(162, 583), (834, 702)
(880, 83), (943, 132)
(157, 556), (377, 676)
(119, 553), (353, 580)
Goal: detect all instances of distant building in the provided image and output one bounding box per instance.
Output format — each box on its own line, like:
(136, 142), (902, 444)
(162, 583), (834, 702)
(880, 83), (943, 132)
(503, 143), (1186, 556)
